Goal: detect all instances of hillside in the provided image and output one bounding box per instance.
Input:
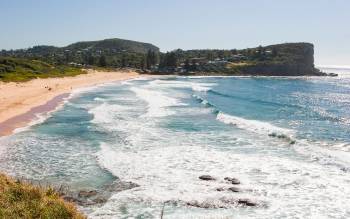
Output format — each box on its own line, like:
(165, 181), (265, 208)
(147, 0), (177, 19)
(157, 43), (324, 76)
(0, 38), (160, 69)
(0, 39), (327, 77)
(64, 38), (159, 54)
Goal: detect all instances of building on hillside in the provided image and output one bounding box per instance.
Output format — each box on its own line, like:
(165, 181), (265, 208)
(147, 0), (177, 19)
(189, 57), (208, 65)
(227, 54), (247, 62)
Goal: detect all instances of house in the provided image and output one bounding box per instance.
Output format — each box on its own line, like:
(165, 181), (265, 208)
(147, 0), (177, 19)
(189, 57), (208, 65)
(227, 54), (247, 62)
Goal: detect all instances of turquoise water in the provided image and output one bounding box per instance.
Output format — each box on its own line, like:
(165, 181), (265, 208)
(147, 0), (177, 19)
(1, 75), (350, 218)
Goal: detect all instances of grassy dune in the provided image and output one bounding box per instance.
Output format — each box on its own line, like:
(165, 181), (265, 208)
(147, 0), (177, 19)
(0, 173), (85, 219)
(0, 57), (86, 82)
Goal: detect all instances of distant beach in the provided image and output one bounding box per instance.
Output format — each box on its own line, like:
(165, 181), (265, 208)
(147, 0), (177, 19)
(0, 70), (139, 136)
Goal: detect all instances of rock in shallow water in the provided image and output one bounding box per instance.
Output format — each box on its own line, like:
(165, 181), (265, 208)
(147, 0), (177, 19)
(186, 197), (258, 209)
(199, 175), (216, 181)
(78, 190), (98, 198)
(228, 187), (240, 192)
(224, 177), (240, 184)
(237, 198), (257, 206)
(104, 181), (139, 192)
(62, 180), (140, 206)
(216, 187), (225, 191)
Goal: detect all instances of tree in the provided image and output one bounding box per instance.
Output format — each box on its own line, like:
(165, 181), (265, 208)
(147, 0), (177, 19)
(140, 55), (147, 70)
(184, 59), (191, 72)
(146, 50), (159, 69)
(257, 45), (263, 55)
(98, 55), (107, 67)
(121, 55), (128, 67)
(167, 52), (178, 67)
(84, 53), (94, 65)
(206, 52), (214, 61)
(159, 52), (177, 68)
(191, 59), (197, 71)
(272, 47), (278, 57)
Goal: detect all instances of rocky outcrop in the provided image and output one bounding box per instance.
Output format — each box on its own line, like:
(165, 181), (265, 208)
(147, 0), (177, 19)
(236, 43), (323, 76)
(62, 180), (139, 206)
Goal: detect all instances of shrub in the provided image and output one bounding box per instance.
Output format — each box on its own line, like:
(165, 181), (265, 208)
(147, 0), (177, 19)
(0, 173), (85, 219)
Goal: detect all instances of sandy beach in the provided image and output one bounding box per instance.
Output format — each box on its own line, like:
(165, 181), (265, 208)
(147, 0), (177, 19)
(0, 69), (139, 136)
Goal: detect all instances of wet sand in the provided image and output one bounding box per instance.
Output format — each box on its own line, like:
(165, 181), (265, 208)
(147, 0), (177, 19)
(0, 93), (70, 136)
(0, 70), (140, 136)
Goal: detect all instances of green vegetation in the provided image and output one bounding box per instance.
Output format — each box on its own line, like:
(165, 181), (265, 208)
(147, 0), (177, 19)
(154, 43), (321, 76)
(0, 39), (322, 77)
(0, 38), (160, 69)
(0, 173), (85, 219)
(0, 57), (85, 82)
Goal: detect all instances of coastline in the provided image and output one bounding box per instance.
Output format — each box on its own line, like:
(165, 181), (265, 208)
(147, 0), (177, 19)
(0, 69), (140, 137)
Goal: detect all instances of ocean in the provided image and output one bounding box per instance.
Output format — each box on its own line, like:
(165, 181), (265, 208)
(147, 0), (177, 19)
(0, 70), (350, 218)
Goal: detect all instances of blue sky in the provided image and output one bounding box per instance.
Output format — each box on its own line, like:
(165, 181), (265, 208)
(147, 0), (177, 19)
(0, 0), (349, 65)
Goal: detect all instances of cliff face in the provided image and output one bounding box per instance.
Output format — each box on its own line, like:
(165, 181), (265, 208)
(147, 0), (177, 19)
(237, 43), (321, 76)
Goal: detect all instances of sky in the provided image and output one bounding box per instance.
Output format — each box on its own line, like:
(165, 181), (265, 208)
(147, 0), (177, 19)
(0, 0), (349, 66)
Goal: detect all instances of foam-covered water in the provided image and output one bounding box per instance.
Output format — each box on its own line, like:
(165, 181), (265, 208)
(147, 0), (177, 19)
(1, 74), (350, 218)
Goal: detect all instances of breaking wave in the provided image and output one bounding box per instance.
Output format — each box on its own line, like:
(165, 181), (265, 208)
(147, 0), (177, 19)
(130, 87), (186, 117)
(192, 94), (295, 141)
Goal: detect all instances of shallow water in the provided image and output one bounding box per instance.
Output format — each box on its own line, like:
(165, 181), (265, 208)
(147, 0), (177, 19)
(1, 74), (350, 218)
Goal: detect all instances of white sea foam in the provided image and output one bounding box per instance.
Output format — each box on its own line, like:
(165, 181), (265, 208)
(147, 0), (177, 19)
(130, 87), (186, 117)
(216, 112), (294, 138)
(94, 143), (259, 218)
(70, 85), (102, 97)
(292, 139), (350, 170)
(148, 79), (216, 92)
(70, 79), (128, 97)
(191, 83), (213, 92)
(89, 102), (117, 124)
(92, 139), (350, 218)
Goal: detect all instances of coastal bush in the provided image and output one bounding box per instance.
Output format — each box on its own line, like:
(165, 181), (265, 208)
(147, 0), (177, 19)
(0, 173), (85, 219)
(0, 57), (86, 82)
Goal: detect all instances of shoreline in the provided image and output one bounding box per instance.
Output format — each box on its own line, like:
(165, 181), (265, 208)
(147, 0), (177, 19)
(0, 93), (70, 136)
(0, 70), (140, 137)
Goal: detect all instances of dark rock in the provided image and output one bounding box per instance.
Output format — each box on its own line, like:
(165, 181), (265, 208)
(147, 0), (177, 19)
(186, 201), (224, 209)
(104, 181), (139, 192)
(228, 187), (240, 193)
(237, 199), (257, 207)
(268, 133), (296, 145)
(289, 140), (296, 145)
(268, 133), (289, 140)
(62, 195), (84, 205)
(62, 195), (77, 203)
(62, 180), (140, 207)
(224, 177), (240, 184)
(186, 198), (258, 209)
(216, 187), (225, 191)
(268, 133), (277, 137)
(199, 175), (216, 181)
(220, 197), (258, 207)
(78, 190), (98, 198)
(92, 197), (108, 204)
(327, 73), (338, 77)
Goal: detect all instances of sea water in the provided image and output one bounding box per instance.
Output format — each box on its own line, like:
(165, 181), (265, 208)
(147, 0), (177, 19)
(0, 71), (350, 218)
